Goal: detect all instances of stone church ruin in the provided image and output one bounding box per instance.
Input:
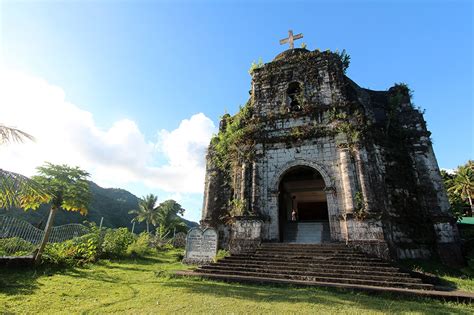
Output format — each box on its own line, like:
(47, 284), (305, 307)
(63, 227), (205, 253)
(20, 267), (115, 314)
(201, 34), (462, 266)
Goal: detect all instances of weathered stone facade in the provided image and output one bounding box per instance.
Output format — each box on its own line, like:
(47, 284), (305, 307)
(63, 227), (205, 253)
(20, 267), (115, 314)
(201, 48), (463, 266)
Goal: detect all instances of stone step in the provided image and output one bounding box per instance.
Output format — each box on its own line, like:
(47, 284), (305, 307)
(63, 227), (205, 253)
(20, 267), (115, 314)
(225, 256), (392, 267)
(251, 254), (378, 262)
(180, 242), (436, 292)
(258, 243), (351, 250)
(199, 265), (419, 283)
(283, 222), (331, 243)
(196, 268), (434, 290)
(250, 253), (385, 262)
(260, 242), (345, 247)
(259, 244), (353, 248)
(176, 271), (474, 303)
(258, 243), (352, 249)
(285, 227), (327, 231)
(256, 250), (362, 259)
(215, 260), (402, 274)
(255, 248), (365, 256)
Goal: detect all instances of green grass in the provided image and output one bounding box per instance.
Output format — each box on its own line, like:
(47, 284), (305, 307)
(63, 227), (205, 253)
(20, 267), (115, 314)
(0, 249), (472, 314)
(398, 258), (474, 293)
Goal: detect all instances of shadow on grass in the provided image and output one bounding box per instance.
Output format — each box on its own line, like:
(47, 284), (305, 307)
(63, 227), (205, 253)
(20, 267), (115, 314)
(0, 263), (131, 296)
(0, 251), (182, 296)
(163, 278), (472, 314)
(0, 265), (57, 295)
(397, 258), (474, 292)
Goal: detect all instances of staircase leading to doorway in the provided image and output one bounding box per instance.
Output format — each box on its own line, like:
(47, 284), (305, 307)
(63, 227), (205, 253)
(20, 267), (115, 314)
(178, 243), (436, 292)
(284, 221), (331, 243)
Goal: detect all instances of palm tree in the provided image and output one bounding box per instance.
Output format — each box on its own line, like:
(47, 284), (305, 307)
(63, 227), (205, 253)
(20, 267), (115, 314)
(129, 194), (159, 233)
(0, 125), (50, 209)
(155, 199), (187, 238)
(0, 124), (34, 145)
(0, 169), (50, 209)
(448, 161), (474, 216)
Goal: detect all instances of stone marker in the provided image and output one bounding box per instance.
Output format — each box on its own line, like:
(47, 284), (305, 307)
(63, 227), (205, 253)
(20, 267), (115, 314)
(183, 227), (218, 264)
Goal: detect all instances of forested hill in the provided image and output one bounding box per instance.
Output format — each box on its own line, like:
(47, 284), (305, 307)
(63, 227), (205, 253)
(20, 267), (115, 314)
(1, 180), (199, 232)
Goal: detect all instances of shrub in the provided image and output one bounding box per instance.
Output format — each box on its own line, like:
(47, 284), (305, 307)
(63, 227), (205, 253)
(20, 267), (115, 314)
(0, 237), (35, 256)
(149, 234), (174, 250)
(101, 228), (135, 257)
(172, 232), (187, 248)
(214, 249), (230, 262)
(42, 232), (100, 266)
(126, 232), (153, 257)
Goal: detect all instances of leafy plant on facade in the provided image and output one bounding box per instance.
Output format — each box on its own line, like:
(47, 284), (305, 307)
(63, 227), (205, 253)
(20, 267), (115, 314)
(328, 107), (365, 146)
(353, 191), (367, 220)
(248, 57), (264, 74)
(211, 100), (257, 172)
(229, 198), (246, 216)
(336, 49), (351, 73)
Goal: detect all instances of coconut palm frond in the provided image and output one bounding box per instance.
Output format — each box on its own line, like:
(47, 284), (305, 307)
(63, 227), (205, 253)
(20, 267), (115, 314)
(0, 124), (35, 145)
(129, 194), (160, 232)
(0, 169), (51, 209)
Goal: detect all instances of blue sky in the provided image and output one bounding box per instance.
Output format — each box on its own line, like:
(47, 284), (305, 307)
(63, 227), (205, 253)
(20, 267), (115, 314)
(0, 0), (472, 223)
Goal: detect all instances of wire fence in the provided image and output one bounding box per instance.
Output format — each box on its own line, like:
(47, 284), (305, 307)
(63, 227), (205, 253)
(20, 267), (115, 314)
(0, 215), (188, 257)
(0, 215), (90, 256)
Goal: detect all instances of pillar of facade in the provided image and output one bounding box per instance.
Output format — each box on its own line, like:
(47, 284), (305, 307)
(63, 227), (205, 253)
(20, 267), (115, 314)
(353, 146), (372, 212)
(338, 147), (355, 214)
(200, 158), (212, 222)
(324, 187), (341, 241)
(240, 163), (248, 212)
(251, 161), (258, 214)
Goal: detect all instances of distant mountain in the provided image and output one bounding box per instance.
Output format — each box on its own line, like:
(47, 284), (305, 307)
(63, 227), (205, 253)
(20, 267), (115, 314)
(0, 180), (199, 233)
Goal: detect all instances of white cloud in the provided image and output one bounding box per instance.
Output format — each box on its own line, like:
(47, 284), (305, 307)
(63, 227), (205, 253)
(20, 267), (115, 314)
(0, 69), (216, 194)
(440, 168), (456, 175)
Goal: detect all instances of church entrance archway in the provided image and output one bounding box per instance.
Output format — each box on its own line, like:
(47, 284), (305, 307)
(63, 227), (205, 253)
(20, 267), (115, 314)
(278, 166), (331, 243)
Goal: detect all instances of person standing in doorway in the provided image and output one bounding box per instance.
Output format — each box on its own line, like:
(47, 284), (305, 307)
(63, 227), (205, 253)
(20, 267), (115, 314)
(291, 208), (297, 221)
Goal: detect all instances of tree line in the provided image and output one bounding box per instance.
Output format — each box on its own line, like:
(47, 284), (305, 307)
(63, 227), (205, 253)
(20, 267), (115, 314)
(0, 125), (187, 263)
(441, 160), (474, 218)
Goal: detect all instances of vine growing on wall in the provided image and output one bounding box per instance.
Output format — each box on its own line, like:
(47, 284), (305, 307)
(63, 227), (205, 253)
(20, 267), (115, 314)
(248, 57), (264, 75)
(229, 198), (247, 216)
(210, 100), (259, 171)
(385, 83), (411, 135)
(327, 106), (367, 147)
(354, 191), (368, 220)
(335, 49), (351, 73)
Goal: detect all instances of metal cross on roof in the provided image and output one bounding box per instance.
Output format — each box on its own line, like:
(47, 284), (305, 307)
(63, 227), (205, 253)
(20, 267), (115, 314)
(279, 30), (303, 50)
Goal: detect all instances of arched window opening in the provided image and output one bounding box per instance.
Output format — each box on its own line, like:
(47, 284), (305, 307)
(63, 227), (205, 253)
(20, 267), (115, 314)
(286, 82), (303, 112)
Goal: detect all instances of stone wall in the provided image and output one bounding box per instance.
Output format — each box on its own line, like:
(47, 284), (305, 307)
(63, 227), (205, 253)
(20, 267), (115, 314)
(228, 217), (263, 254)
(200, 48), (463, 266)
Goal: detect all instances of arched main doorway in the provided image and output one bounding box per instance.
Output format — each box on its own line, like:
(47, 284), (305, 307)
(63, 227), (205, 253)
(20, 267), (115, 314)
(278, 166), (331, 243)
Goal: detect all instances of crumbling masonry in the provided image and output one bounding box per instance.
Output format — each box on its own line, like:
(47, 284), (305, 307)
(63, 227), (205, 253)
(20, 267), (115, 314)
(201, 48), (463, 266)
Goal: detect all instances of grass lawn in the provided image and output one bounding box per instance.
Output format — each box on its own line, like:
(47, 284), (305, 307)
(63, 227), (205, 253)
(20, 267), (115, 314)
(0, 249), (473, 314)
(398, 258), (474, 293)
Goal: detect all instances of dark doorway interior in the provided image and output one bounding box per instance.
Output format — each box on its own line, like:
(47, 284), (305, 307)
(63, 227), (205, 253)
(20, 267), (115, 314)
(278, 166), (329, 242)
(297, 202), (328, 221)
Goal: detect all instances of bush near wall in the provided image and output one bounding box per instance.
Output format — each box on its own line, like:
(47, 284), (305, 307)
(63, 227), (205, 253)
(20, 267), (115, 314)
(42, 229), (154, 266)
(0, 237), (36, 256)
(0, 226), (160, 266)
